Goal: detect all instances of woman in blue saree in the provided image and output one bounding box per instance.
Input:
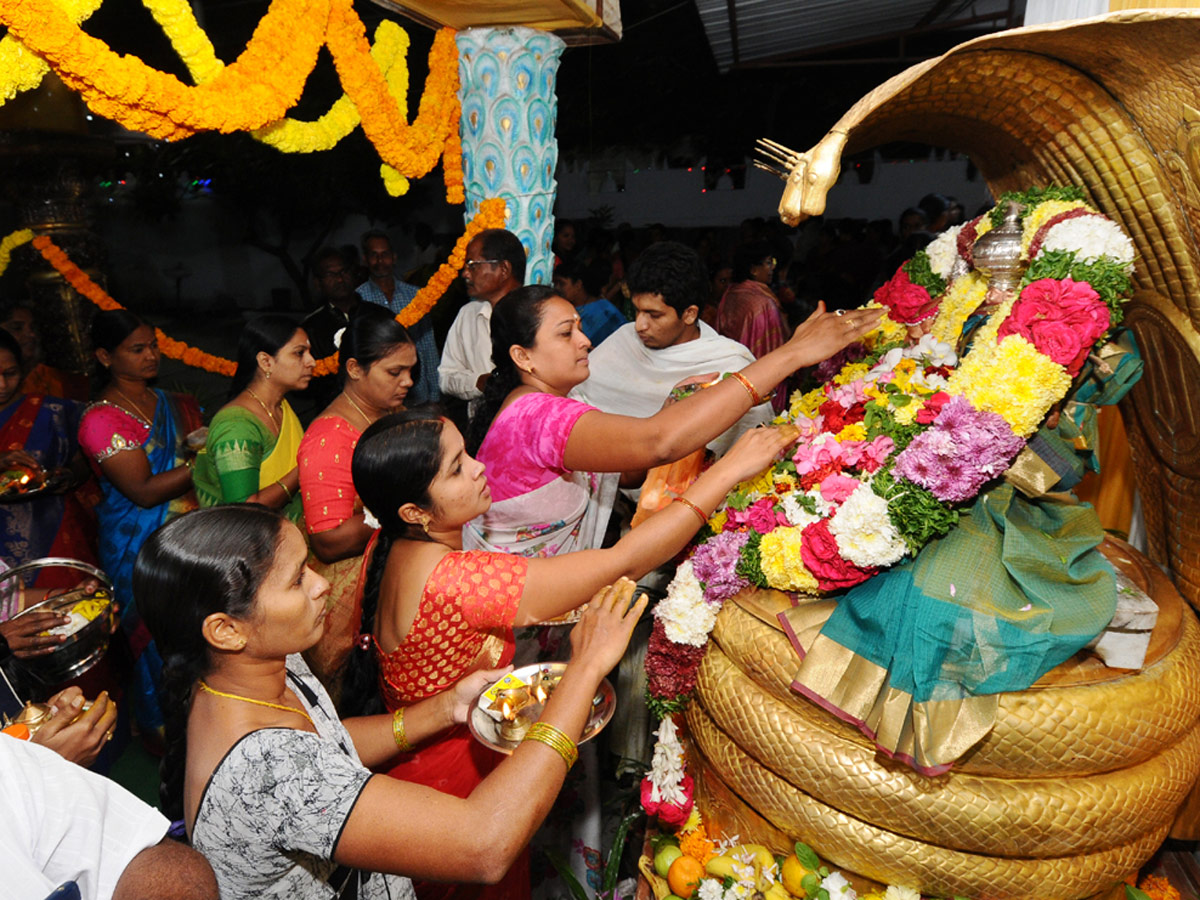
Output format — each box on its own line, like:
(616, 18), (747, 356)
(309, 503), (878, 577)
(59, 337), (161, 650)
(77, 311), (202, 734)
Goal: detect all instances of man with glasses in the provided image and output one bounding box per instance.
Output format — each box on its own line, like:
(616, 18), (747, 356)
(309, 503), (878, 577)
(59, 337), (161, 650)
(438, 228), (525, 421)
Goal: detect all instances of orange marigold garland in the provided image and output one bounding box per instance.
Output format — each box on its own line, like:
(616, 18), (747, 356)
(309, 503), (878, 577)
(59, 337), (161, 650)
(22, 199), (506, 378)
(1137, 874), (1181, 900)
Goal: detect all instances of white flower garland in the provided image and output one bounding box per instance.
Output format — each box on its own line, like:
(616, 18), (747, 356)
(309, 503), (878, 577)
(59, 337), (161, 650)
(653, 560), (714, 647)
(646, 716), (687, 805)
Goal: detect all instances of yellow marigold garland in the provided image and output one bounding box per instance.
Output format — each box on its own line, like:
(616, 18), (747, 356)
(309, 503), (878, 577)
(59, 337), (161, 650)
(13, 198), (505, 378)
(929, 269), (988, 346)
(758, 526), (819, 593)
(0, 0), (103, 105)
(0, 229), (34, 276)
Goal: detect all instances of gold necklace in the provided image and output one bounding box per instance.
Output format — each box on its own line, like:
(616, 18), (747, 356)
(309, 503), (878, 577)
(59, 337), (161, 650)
(245, 387), (279, 431)
(342, 390), (374, 428)
(113, 387), (154, 426)
(198, 680), (314, 727)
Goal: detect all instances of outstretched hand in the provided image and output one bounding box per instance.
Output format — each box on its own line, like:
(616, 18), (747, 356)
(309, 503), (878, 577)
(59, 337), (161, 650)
(569, 578), (648, 678)
(0, 610), (69, 657)
(787, 301), (883, 368)
(718, 423), (802, 484)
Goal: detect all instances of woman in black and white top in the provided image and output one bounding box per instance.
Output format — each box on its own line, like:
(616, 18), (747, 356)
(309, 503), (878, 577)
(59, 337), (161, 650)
(134, 504), (645, 900)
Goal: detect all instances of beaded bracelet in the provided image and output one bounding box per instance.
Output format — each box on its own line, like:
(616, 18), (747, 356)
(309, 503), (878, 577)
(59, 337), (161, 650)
(392, 708), (414, 752)
(726, 371), (766, 406)
(671, 495), (708, 526)
(523, 721), (578, 771)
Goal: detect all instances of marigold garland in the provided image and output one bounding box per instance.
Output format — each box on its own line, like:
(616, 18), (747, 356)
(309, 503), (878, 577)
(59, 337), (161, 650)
(0, 0), (103, 106)
(11, 198), (505, 378)
(0, 0), (464, 202)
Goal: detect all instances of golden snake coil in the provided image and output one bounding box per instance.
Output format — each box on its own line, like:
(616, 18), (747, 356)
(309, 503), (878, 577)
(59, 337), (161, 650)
(687, 702), (1172, 900)
(696, 641), (1200, 858)
(711, 595), (1200, 777)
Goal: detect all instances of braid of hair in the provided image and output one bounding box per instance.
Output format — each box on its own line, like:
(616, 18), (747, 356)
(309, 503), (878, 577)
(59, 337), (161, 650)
(158, 649), (206, 820)
(465, 362), (522, 456)
(337, 528), (395, 718)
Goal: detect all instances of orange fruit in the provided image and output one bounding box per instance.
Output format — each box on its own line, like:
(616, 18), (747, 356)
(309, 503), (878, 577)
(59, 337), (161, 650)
(667, 854), (705, 898)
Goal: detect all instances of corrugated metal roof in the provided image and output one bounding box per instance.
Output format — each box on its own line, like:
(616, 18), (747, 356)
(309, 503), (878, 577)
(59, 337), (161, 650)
(694, 0), (1024, 70)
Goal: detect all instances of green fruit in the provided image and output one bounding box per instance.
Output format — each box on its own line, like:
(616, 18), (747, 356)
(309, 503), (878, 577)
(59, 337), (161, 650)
(654, 844), (684, 878)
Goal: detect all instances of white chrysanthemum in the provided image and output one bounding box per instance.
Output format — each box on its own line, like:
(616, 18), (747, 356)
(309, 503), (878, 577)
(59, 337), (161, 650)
(698, 881), (726, 900)
(647, 716), (687, 804)
(828, 482), (907, 568)
(782, 493), (821, 529)
(909, 333), (957, 368)
(655, 561), (715, 647)
(1040, 215), (1135, 267)
(807, 488), (834, 518)
(906, 368), (950, 394)
(821, 872), (856, 900)
(362, 507), (381, 531)
(924, 223), (964, 279)
(883, 886), (921, 900)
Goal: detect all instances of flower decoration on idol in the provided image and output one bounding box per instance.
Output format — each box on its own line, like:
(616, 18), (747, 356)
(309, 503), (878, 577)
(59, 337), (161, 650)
(644, 185), (1136, 718)
(639, 715), (694, 828)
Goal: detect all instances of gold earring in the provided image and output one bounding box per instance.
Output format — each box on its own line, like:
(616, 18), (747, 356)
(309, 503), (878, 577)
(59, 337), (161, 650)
(264, 369), (272, 380)
(421, 516), (431, 535)
(235, 637), (247, 650)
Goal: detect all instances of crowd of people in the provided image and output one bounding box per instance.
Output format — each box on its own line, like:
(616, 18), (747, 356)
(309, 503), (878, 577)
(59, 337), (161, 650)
(0, 220), (885, 900)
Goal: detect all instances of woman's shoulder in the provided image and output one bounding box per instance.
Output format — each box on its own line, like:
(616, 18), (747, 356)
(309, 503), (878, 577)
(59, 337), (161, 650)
(208, 403), (268, 436)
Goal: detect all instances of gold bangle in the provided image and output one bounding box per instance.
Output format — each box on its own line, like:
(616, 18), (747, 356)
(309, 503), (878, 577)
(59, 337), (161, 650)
(276, 479), (293, 501)
(522, 721), (578, 771)
(392, 707), (413, 752)
(671, 495), (708, 526)
(727, 371), (766, 406)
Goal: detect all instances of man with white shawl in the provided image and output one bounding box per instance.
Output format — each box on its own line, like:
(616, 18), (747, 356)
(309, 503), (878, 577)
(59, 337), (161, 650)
(574, 241), (773, 456)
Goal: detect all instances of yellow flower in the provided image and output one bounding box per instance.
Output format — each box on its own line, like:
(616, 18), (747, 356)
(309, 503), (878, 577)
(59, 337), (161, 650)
(790, 387), (826, 421)
(707, 509), (728, 534)
(0, 228), (33, 278)
(1022, 199), (1092, 251)
(759, 527), (819, 593)
(892, 399), (920, 426)
(947, 335), (1070, 437)
(833, 362), (870, 386)
(836, 422), (866, 442)
(0, 0), (102, 106)
(930, 270), (988, 346)
(861, 301), (907, 348)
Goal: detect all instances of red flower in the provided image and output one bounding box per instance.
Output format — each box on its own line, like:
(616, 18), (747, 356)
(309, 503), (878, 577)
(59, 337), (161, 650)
(916, 391), (951, 424)
(997, 278), (1110, 376)
(873, 267), (939, 325)
(641, 773), (695, 827)
(645, 619), (706, 700)
(800, 519), (874, 591)
(799, 459), (842, 491)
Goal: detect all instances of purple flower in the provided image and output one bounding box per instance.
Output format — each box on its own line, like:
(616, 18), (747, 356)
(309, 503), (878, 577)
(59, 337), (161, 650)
(894, 396), (1025, 502)
(692, 530), (752, 604)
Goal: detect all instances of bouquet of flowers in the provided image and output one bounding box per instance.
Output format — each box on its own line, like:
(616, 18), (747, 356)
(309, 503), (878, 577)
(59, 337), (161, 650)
(643, 185), (1136, 720)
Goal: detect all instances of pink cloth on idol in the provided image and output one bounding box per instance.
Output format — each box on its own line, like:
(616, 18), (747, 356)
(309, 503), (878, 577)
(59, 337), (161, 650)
(475, 392), (596, 503)
(717, 280), (791, 411)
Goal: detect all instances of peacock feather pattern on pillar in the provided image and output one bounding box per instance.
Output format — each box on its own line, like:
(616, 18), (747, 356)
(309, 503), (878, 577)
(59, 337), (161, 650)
(456, 26), (564, 285)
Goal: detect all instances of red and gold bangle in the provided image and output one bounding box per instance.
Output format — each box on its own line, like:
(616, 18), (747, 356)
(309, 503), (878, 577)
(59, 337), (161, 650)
(523, 721), (578, 770)
(671, 495), (709, 526)
(726, 371), (766, 406)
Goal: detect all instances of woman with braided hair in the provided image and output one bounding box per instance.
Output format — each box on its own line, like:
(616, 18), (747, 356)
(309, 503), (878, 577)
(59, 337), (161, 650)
(339, 408), (799, 899)
(135, 503), (646, 900)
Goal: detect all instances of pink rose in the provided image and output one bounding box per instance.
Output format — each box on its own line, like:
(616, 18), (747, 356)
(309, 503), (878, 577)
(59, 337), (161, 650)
(858, 435), (896, 472)
(873, 267), (939, 325)
(641, 773), (695, 827)
(819, 473), (861, 505)
(746, 497), (785, 534)
(800, 519), (875, 591)
(997, 279), (1110, 375)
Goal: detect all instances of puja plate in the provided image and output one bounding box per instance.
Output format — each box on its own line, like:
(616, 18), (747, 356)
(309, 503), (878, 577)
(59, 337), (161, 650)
(467, 661), (615, 755)
(0, 467), (72, 504)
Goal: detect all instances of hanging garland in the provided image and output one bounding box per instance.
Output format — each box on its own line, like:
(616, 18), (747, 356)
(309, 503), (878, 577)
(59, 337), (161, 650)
(0, 0), (464, 200)
(0, 0), (103, 105)
(0, 198), (505, 378)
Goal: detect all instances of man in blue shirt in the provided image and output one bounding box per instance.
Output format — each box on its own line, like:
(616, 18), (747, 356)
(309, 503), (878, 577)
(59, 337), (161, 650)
(356, 229), (440, 405)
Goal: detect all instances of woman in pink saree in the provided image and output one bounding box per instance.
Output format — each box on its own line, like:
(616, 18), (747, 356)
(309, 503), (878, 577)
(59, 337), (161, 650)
(717, 240), (792, 410)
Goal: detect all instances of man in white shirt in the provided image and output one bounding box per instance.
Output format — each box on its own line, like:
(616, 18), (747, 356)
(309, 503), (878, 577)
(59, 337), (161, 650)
(574, 241), (773, 457)
(1, 735), (217, 900)
(438, 228), (525, 419)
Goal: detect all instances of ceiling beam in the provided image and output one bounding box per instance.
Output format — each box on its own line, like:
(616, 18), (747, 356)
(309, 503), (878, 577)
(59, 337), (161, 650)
(725, 0), (741, 66)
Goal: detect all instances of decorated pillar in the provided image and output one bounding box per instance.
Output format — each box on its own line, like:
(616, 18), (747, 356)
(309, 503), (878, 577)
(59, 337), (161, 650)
(456, 27), (565, 285)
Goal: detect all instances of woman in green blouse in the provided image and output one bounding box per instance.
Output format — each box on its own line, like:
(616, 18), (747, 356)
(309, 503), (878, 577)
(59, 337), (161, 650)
(193, 315), (314, 523)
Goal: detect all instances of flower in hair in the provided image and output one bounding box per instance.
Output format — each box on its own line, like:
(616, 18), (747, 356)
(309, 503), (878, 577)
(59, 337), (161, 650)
(333, 327), (346, 351)
(363, 506), (381, 530)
